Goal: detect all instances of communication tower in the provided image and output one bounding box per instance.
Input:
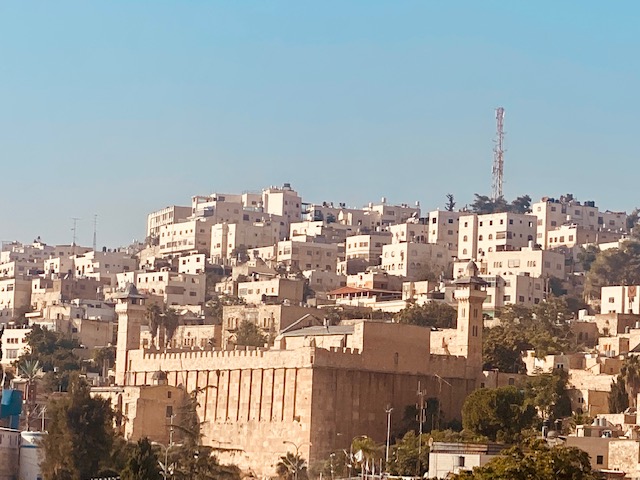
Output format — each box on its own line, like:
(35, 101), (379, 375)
(491, 107), (505, 201)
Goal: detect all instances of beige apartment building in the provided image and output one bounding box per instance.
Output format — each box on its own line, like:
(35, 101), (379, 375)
(210, 222), (280, 265)
(289, 220), (355, 244)
(0, 258), (41, 280)
(74, 250), (138, 285)
(236, 278), (305, 305)
(262, 183), (302, 228)
(458, 212), (536, 260)
(158, 217), (215, 257)
(547, 225), (624, 250)
(481, 274), (546, 315)
(388, 222), (430, 245)
(146, 205), (192, 238)
(0, 240), (90, 265)
(302, 270), (346, 293)
(345, 232), (392, 263)
(117, 271), (206, 306)
(0, 278), (32, 320)
(381, 242), (450, 280)
(600, 286), (640, 315)
(31, 276), (102, 310)
(428, 210), (461, 252)
(532, 197), (627, 249)
(346, 270), (403, 291)
(454, 244), (565, 279)
(177, 253), (207, 275)
(221, 304), (319, 347)
(276, 240), (339, 272)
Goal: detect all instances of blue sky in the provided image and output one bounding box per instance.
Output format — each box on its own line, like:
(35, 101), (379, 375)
(1, 2), (638, 247)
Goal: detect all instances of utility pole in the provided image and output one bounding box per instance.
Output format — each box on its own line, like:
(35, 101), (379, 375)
(92, 214), (98, 252)
(71, 217), (80, 256)
(416, 381), (427, 476)
(491, 107), (506, 201)
(385, 404), (393, 470)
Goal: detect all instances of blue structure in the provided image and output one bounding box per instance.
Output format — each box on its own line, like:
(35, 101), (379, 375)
(1, 389), (23, 430)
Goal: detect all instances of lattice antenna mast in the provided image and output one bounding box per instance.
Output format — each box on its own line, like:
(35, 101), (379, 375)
(92, 214), (98, 251)
(491, 107), (505, 201)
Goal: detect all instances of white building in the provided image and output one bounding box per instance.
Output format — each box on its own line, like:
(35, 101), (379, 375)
(428, 442), (506, 479)
(381, 242), (450, 280)
(428, 210), (461, 252)
(458, 212), (537, 261)
(210, 222), (280, 265)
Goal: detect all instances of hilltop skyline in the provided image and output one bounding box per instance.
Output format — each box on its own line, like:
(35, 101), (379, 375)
(1, 2), (639, 246)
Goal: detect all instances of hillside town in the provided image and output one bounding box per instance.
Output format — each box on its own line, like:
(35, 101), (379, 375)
(1, 182), (640, 479)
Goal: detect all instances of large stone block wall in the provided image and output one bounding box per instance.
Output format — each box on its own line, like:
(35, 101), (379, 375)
(124, 346), (478, 475)
(308, 367), (475, 463)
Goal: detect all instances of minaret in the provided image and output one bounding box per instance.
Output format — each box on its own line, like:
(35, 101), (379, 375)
(114, 283), (147, 386)
(454, 261), (487, 377)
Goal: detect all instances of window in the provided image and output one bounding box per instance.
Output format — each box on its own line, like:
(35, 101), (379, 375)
(448, 218), (454, 224)
(596, 455), (603, 465)
(166, 406), (173, 417)
(458, 456), (465, 467)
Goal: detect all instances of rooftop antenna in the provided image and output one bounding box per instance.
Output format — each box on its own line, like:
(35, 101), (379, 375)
(92, 214), (98, 252)
(71, 217), (80, 256)
(491, 107), (506, 201)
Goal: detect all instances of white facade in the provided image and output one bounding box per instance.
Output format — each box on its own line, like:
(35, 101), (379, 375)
(158, 218), (215, 257)
(388, 222), (429, 245)
(455, 245), (565, 279)
(344, 233), (391, 262)
(600, 286), (640, 315)
(276, 240), (338, 272)
(118, 271), (206, 306)
(210, 222), (280, 265)
(428, 210), (461, 252)
(380, 242), (450, 280)
(177, 253), (207, 275)
(458, 212), (536, 260)
(0, 326), (31, 365)
(146, 205), (192, 238)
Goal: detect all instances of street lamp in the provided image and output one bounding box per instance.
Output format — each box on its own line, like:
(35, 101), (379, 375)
(349, 435), (369, 479)
(385, 405), (393, 470)
(153, 414), (177, 480)
(282, 440), (311, 480)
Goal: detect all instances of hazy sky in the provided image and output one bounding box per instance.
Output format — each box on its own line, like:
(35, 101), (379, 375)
(1, 2), (638, 247)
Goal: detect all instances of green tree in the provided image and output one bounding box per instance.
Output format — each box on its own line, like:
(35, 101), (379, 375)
(576, 244), (599, 272)
(387, 431), (429, 477)
(609, 375), (629, 414)
(18, 359), (41, 431)
(627, 208), (640, 232)
(41, 377), (115, 480)
(483, 299), (576, 372)
(145, 303), (163, 346)
(451, 439), (598, 480)
(470, 194), (509, 215)
(235, 320), (267, 347)
(445, 194), (456, 212)
(396, 303), (457, 329)
(19, 325), (82, 392)
(510, 195), (532, 214)
(168, 389), (240, 480)
(462, 386), (537, 443)
(93, 346), (116, 377)
(621, 356), (640, 408)
(585, 239), (640, 297)
(523, 369), (572, 422)
(120, 438), (160, 480)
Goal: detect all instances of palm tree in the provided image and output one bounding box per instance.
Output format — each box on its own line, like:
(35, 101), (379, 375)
(162, 308), (179, 349)
(276, 452), (307, 480)
(146, 303), (163, 348)
(621, 355), (640, 407)
(19, 359), (41, 431)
